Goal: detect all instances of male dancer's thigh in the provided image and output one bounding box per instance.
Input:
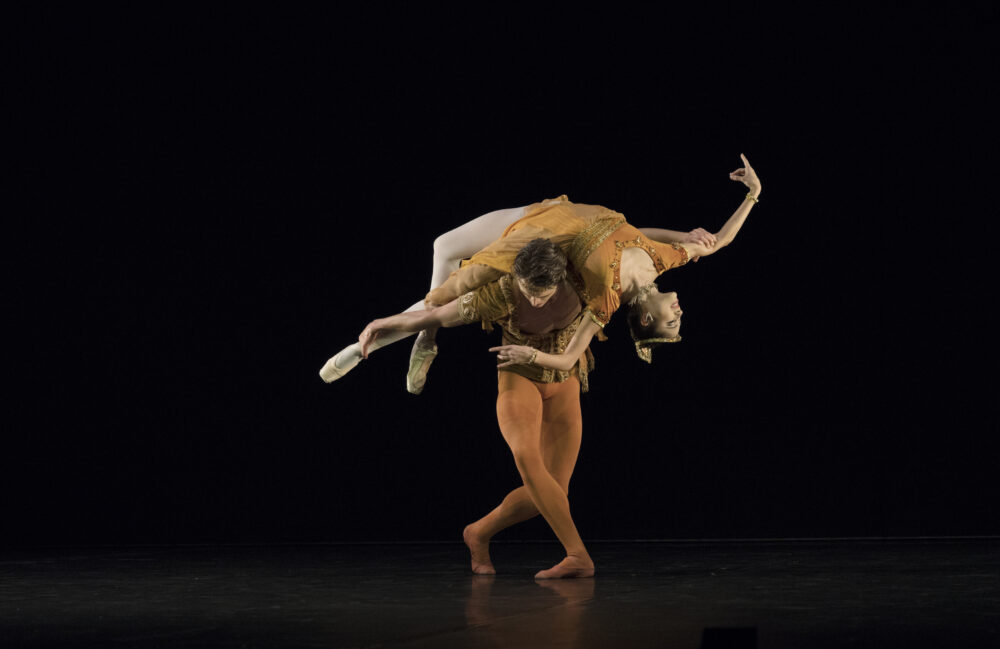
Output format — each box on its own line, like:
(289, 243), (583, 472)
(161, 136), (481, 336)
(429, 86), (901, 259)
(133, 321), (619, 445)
(495, 371), (544, 459)
(538, 377), (583, 493)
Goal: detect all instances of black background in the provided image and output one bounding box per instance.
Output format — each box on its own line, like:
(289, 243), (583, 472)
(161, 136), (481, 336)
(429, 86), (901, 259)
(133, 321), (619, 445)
(7, 5), (998, 547)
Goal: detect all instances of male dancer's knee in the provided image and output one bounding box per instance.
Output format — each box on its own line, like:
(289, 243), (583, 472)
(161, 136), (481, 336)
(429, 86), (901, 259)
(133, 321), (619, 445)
(512, 450), (547, 487)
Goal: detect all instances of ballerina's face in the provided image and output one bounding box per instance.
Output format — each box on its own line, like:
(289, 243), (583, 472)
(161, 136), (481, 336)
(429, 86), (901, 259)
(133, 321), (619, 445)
(516, 277), (559, 308)
(648, 290), (684, 338)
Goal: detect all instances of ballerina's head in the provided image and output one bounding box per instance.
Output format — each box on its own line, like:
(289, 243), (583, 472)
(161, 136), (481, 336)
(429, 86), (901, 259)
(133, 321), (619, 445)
(626, 287), (683, 363)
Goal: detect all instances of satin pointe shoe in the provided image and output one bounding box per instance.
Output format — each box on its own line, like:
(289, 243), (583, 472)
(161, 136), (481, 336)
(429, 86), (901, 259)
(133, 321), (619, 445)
(406, 343), (438, 394)
(319, 348), (361, 383)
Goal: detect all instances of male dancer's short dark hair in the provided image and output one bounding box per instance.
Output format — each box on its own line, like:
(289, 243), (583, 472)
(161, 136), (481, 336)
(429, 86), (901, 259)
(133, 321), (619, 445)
(512, 238), (568, 289)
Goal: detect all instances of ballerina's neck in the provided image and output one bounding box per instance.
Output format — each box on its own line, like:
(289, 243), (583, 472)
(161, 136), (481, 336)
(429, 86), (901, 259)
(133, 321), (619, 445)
(618, 247), (659, 299)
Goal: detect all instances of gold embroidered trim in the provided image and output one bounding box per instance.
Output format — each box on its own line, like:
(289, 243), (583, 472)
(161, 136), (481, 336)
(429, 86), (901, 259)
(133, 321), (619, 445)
(566, 215), (626, 274)
(581, 308), (609, 327)
(457, 292), (478, 324)
(671, 241), (690, 266)
(610, 234), (691, 297)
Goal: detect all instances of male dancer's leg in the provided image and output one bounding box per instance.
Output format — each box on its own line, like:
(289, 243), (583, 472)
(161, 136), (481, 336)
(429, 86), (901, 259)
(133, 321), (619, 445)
(466, 373), (593, 578)
(531, 378), (593, 579)
(463, 375), (583, 574)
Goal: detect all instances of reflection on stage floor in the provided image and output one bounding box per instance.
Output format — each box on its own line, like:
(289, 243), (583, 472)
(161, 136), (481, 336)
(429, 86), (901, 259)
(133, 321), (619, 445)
(1, 539), (997, 648)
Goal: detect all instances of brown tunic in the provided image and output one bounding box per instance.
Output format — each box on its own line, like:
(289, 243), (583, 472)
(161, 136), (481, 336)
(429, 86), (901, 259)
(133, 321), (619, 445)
(457, 274), (595, 392)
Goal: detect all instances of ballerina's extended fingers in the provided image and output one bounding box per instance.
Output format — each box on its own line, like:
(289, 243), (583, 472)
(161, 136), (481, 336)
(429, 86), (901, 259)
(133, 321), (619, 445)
(738, 153), (760, 186)
(489, 344), (529, 368)
(731, 154), (756, 182)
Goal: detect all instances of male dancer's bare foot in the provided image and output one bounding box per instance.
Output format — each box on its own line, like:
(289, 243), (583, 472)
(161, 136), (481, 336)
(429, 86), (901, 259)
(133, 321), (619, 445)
(463, 524), (496, 575)
(534, 554), (595, 580)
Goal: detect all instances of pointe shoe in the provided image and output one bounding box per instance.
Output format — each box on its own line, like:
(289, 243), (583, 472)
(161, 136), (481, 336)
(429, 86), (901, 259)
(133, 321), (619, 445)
(319, 349), (361, 383)
(406, 343), (438, 394)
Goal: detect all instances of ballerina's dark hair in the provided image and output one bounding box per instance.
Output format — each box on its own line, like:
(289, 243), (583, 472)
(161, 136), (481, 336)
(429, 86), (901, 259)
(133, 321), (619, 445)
(512, 238), (567, 288)
(626, 301), (681, 363)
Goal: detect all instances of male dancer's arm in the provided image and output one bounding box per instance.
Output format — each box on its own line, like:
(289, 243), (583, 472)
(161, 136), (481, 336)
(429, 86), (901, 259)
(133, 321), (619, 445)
(359, 301), (463, 358)
(639, 227), (717, 247)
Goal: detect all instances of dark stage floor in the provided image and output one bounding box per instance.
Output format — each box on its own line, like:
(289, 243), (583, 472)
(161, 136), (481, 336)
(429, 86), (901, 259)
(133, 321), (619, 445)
(1, 539), (997, 648)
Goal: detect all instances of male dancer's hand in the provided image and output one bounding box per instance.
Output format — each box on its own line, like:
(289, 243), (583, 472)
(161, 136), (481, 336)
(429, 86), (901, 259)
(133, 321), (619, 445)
(682, 228), (716, 262)
(359, 319), (387, 358)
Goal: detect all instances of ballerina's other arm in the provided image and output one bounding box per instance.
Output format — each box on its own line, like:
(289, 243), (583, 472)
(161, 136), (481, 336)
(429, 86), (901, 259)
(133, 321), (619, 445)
(490, 317), (603, 372)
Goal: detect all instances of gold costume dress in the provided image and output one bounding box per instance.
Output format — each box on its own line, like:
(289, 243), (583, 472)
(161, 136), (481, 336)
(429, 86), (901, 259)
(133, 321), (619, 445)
(428, 195), (690, 329)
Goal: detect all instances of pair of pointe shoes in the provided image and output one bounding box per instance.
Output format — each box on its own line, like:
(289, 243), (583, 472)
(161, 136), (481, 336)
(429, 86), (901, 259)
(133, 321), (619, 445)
(318, 342), (438, 395)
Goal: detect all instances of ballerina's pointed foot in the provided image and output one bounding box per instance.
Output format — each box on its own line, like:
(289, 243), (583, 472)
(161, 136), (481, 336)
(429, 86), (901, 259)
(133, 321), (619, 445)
(534, 555), (595, 580)
(406, 342), (438, 395)
(463, 524), (496, 575)
(319, 346), (362, 383)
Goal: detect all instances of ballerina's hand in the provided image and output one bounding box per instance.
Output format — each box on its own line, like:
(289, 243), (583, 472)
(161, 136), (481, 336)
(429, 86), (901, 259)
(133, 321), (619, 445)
(683, 228), (716, 262)
(358, 320), (386, 359)
(489, 344), (537, 368)
(729, 153), (761, 195)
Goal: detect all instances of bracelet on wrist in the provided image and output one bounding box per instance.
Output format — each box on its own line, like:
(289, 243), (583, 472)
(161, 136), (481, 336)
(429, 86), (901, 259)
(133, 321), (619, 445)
(746, 191), (759, 204)
(528, 349), (538, 365)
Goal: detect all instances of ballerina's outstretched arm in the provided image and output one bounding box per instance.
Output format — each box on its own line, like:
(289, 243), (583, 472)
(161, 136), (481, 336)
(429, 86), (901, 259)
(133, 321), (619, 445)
(674, 153), (762, 260)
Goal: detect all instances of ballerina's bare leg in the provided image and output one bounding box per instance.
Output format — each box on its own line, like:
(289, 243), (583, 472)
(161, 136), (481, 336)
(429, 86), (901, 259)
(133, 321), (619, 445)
(319, 206), (527, 384)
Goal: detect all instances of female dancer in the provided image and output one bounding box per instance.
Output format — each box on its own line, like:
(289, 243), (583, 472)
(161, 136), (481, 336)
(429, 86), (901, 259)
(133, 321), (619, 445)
(358, 238), (595, 578)
(320, 153), (761, 386)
